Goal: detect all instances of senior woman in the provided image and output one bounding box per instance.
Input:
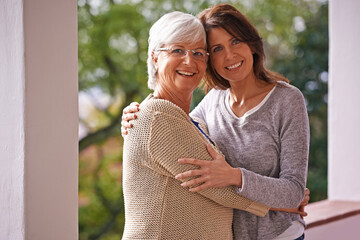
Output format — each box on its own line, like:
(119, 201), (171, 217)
(122, 11), (269, 239)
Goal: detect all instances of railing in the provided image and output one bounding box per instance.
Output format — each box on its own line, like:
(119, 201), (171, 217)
(304, 200), (360, 239)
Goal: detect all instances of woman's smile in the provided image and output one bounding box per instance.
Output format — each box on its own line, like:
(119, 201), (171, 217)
(176, 70), (196, 76)
(225, 61), (243, 70)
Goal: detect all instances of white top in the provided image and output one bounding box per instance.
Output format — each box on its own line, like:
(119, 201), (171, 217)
(273, 221), (304, 240)
(224, 86), (276, 125)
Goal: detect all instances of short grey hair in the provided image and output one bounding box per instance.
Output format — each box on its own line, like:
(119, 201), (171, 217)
(147, 11), (206, 90)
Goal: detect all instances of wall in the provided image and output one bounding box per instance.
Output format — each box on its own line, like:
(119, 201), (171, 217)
(305, 0), (360, 236)
(0, 0), (25, 239)
(328, 0), (360, 201)
(0, 0), (78, 239)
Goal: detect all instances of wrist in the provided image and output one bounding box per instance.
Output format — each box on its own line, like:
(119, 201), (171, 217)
(232, 168), (242, 187)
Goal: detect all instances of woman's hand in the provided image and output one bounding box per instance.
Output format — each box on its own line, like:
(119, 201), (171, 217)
(298, 187), (310, 219)
(121, 102), (140, 135)
(271, 188), (310, 219)
(175, 144), (242, 192)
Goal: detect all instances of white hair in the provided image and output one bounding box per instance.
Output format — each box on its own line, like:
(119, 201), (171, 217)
(147, 11), (206, 90)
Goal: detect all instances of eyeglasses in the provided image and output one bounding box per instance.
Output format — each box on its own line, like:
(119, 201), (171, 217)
(154, 46), (209, 61)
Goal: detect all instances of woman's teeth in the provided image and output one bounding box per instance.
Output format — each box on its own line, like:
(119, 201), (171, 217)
(177, 70), (195, 76)
(226, 62), (242, 70)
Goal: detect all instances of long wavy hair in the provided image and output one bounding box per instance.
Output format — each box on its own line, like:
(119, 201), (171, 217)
(198, 4), (289, 92)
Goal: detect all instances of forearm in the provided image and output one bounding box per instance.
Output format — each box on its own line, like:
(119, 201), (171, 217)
(198, 183), (269, 217)
(238, 167), (306, 208)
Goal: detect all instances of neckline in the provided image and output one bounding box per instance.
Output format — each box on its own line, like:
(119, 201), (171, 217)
(224, 84), (277, 121)
(146, 94), (216, 147)
(147, 93), (191, 121)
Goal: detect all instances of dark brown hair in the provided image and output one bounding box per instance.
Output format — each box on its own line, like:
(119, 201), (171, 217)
(198, 4), (289, 92)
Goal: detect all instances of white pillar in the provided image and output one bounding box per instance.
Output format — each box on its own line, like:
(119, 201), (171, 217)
(0, 1), (26, 239)
(328, 0), (360, 201)
(0, 0), (78, 239)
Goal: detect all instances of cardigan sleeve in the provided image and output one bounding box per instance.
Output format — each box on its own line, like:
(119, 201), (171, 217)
(149, 111), (270, 217)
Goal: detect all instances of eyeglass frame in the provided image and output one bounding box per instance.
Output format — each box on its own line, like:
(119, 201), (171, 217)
(153, 46), (209, 61)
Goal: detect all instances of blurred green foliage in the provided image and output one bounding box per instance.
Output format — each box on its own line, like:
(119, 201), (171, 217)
(78, 0), (328, 238)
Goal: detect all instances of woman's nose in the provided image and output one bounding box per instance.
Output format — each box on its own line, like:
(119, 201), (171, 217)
(182, 52), (195, 64)
(224, 47), (235, 60)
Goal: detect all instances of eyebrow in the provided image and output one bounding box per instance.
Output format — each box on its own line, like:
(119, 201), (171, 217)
(209, 44), (220, 49)
(171, 44), (184, 48)
(209, 37), (243, 49)
(171, 45), (207, 50)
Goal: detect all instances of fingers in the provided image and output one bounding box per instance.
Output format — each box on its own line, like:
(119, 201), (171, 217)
(298, 205), (308, 219)
(128, 103), (140, 114)
(121, 127), (128, 136)
(206, 144), (219, 159)
(178, 158), (208, 166)
(289, 206), (307, 216)
(122, 102), (140, 122)
(299, 211), (308, 218)
(130, 102), (140, 107)
(300, 211), (308, 217)
(180, 176), (207, 188)
(300, 189), (310, 206)
(121, 120), (133, 129)
(301, 195), (310, 205)
(123, 102), (140, 114)
(175, 169), (204, 180)
(122, 113), (137, 121)
(299, 189), (310, 219)
(121, 118), (135, 136)
(189, 182), (212, 192)
(121, 102), (139, 134)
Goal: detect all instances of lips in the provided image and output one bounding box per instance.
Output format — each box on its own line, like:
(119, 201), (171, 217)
(176, 70), (195, 76)
(225, 61), (243, 70)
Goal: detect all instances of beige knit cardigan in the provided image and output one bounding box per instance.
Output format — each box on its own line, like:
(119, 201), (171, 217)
(122, 95), (269, 240)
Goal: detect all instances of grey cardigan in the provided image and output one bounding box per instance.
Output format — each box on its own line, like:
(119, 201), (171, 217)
(191, 82), (310, 240)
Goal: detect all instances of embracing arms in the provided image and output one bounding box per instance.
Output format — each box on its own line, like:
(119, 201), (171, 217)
(177, 87), (310, 209)
(122, 99), (310, 215)
(147, 110), (269, 217)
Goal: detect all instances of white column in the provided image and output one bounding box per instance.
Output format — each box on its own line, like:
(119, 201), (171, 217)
(0, 0), (78, 239)
(0, 1), (25, 239)
(328, 0), (360, 201)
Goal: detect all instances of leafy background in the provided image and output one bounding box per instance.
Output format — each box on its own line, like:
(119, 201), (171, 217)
(78, 0), (328, 239)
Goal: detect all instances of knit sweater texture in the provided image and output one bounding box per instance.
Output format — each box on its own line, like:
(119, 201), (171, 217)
(191, 81), (310, 240)
(122, 94), (269, 240)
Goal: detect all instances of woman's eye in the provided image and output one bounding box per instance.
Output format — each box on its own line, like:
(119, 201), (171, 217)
(194, 51), (204, 57)
(172, 48), (184, 54)
(232, 39), (241, 45)
(212, 46), (222, 53)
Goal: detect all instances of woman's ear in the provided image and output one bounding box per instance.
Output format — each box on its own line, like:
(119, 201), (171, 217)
(152, 51), (158, 70)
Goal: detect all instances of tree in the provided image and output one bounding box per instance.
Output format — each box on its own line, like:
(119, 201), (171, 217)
(272, 3), (328, 201)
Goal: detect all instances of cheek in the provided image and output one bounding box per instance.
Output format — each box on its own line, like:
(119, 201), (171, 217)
(246, 52), (254, 68)
(159, 59), (176, 76)
(199, 62), (207, 74)
(210, 56), (222, 72)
